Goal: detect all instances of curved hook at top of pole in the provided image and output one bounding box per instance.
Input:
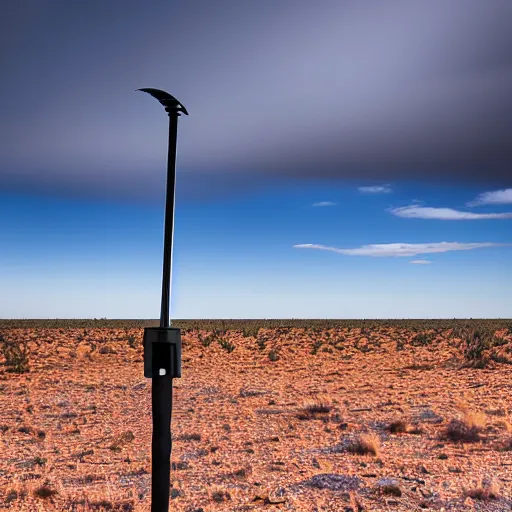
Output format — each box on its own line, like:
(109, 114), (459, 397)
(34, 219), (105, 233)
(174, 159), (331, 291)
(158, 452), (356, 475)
(137, 88), (189, 116)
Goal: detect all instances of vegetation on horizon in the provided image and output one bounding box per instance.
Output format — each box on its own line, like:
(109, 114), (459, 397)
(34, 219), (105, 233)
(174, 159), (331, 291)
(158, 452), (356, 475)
(1, 318), (511, 332)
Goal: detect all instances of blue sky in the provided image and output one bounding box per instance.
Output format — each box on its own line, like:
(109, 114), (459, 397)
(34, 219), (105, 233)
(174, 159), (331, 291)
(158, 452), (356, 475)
(1, 181), (511, 319)
(1, 1), (511, 318)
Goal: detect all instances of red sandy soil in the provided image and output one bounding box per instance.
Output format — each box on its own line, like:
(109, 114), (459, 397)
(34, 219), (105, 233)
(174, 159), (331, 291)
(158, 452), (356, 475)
(1, 327), (512, 511)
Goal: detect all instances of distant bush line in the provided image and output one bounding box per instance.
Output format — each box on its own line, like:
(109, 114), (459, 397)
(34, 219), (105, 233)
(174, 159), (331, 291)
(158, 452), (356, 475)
(1, 319), (511, 370)
(1, 318), (511, 331)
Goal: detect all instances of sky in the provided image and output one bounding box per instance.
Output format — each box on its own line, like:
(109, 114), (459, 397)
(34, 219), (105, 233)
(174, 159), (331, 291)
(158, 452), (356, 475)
(1, 0), (511, 319)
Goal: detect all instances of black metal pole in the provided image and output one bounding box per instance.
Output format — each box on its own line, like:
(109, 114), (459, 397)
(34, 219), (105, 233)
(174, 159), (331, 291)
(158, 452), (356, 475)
(160, 113), (178, 329)
(151, 373), (173, 511)
(137, 88), (188, 512)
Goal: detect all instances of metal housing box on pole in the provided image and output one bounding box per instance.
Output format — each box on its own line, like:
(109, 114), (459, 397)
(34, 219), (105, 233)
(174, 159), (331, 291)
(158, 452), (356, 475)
(143, 327), (182, 378)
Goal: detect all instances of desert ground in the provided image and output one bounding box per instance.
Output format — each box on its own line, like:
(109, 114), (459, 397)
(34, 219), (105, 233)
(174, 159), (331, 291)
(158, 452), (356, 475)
(1, 319), (512, 512)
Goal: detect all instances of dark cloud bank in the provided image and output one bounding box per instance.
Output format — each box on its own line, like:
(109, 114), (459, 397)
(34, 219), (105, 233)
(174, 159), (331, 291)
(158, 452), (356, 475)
(1, 0), (511, 202)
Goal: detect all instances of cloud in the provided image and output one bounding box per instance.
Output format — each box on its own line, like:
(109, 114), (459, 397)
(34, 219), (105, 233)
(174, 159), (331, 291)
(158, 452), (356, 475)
(0, 1), (511, 203)
(410, 259), (432, 264)
(293, 241), (511, 257)
(312, 201), (337, 207)
(388, 205), (512, 220)
(467, 188), (512, 206)
(358, 185), (392, 194)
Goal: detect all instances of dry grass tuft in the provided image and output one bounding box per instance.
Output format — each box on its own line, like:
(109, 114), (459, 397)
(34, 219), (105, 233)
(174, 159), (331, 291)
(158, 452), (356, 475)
(231, 466), (252, 479)
(443, 408), (486, 443)
(180, 432), (202, 441)
(464, 477), (500, 500)
(33, 484), (58, 500)
(405, 424), (424, 435)
(464, 410), (487, 430)
(109, 430), (135, 451)
(378, 482), (402, 497)
(0, 333), (30, 373)
(211, 486), (231, 503)
(297, 396), (334, 419)
(444, 419), (481, 443)
(348, 433), (381, 457)
(385, 419), (408, 433)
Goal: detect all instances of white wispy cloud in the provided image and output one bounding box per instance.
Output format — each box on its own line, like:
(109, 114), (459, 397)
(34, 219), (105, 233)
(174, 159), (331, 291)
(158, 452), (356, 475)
(312, 201), (337, 207)
(410, 259), (431, 264)
(388, 205), (512, 220)
(358, 185), (392, 194)
(293, 242), (511, 258)
(467, 188), (512, 207)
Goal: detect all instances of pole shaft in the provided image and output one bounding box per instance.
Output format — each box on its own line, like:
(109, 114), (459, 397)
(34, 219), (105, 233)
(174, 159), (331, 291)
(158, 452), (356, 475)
(151, 374), (173, 511)
(160, 114), (179, 328)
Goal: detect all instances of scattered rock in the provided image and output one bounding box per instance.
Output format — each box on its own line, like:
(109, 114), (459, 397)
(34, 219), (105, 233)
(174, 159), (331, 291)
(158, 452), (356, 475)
(376, 478), (402, 497)
(301, 473), (362, 492)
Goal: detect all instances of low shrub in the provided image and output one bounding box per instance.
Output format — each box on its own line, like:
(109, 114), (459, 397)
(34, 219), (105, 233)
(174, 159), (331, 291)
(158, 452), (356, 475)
(0, 332), (30, 373)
